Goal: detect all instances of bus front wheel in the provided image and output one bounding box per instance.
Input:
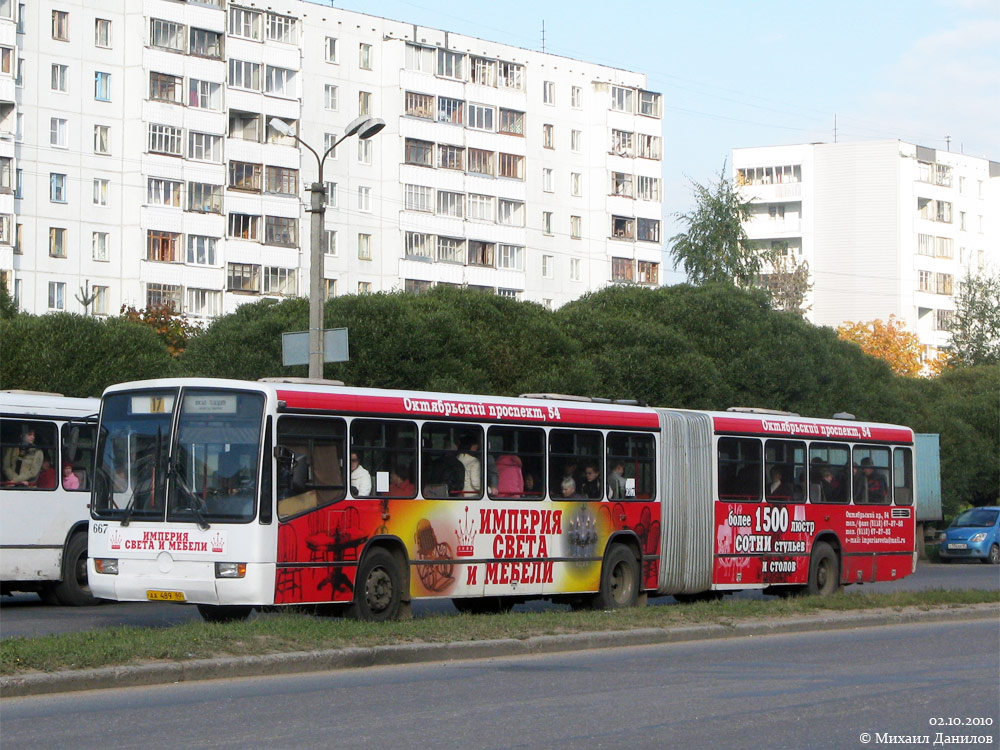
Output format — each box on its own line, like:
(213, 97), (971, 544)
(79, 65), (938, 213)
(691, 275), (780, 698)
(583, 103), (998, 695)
(351, 548), (403, 622)
(806, 542), (840, 596)
(593, 545), (640, 610)
(54, 533), (99, 607)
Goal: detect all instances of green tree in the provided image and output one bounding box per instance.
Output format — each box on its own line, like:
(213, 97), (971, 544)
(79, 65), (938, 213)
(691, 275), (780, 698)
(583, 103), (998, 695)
(0, 277), (17, 320)
(670, 165), (770, 287)
(948, 268), (1000, 366)
(760, 251), (812, 316)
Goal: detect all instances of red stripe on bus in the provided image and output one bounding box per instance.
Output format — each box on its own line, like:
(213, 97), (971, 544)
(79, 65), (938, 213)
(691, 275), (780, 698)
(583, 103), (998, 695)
(712, 416), (912, 443)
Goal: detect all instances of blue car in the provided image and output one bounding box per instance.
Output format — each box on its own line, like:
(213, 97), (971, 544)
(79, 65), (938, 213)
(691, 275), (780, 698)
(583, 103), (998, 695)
(939, 506), (1000, 564)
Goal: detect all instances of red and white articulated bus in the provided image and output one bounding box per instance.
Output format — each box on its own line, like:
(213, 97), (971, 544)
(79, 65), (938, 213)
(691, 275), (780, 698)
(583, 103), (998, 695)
(87, 378), (917, 621)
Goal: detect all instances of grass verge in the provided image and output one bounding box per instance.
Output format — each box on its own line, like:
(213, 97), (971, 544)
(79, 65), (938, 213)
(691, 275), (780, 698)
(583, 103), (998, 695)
(2, 589), (997, 676)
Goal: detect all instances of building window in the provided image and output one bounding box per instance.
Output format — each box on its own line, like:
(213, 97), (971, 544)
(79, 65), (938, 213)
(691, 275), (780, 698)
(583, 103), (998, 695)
(437, 237), (464, 263)
(266, 166), (298, 196)
(467, 103), (494, 131)
(571, 173), (582, 196)
(571, 130), (581, 152)
(187, 235), (217, 265)
(358, 139), (372, 165)
(358, 90), (371, 116)
(266, 13), (298, 44)
(542, 81), (554, 105)
(357, 186), (372, 212)
(188, 132), (222, 162)
(542, 168), (554, 192)
(612, 257), (634, 281)
(918, 270), (932, 292)
(438, 96), (463, 125)
(436, 190), (464, 218)
(229, 161), (262, 191)
(405, 138), (433, 166)
(52, 10), (69, 41)
(612, 216), (635, 239)
(570, 258), (581, 281)
(918, 198), (952, 223)
(150, 18), (185, 52)
(93, 125), (110, 154)
(498, 199), (524, 227)
(468, 241), (494, 267)
(405, 91), (433, 119)
(359, 43), (372, 70)
(48, 282), (66, 310)
(49, 173), (67, 203)
(541, 254), (553, 278)
(405, 232), (434, 259)
(404, 184), (432, 212)
(358, 233), (372, 260)
(147, 283), (181, 311)
(405, 279), (433, 295)
(93, 178), (109, 206)
(263, 266), (296, 296)
(639, 91), (662, 117)
(570, 215), (582, 239)
(935, 309), (954, 331)
(405, 43), (434, 73)
(542, 124), (554, 149)
(228, 213), (261, 240)
(324, 133), (339, 158)
(437, 49), (464, 79)
(229, 59), (261, 90)
(498, 108), (525, 135)
(228, 262), (260, 292)
(265, 66), (295, 97)
(186, 288), (221, 318)
(571, 86), (581, 108)
(468, 194), (494, 222)
(325, 37), (338, 63)
(94, 71), (111, 101)
(324, 230), (337, 256)
(324, 84), (338, 110)
(358, 282), (373, 294)
(611, 129), (633, 157)
(229, 7), (261, 40)
(497, 244), (523, 271)
(92, 286), (109, 315)
(498, 61), (523, 90)
(498, 153), (524, 180)
(611, 86), (633, 112)
(228, 110), (260, 142)
(542, 211), (553, 235)
(324, 182), (339, 208)
(439, 144), (464, 171)
(471, 56), (496, 86)
(147, 230), (180, 262)
(638, 218), (660, 242)
(50, 118), (68, 148)
(936, 236), (954, 258)
(467, 148), (495, 176)
(148, 123), (182, 156)
(49, 227), (67, 257)
(637, 134), (662, 160)
(92, 232), (109, 261)
(638, 261), (659, 285)
(637, 176), (661, 201)
(190, 27), (223, 59)
(0, 214), (8, 244)
(95, 18), (111, 47)
(189, 79), (221, 110)
(935, 273), (953, 295)
(51, 63), (68, 92)
(264, 216), (298, 246)
(150, 72), (182, 103)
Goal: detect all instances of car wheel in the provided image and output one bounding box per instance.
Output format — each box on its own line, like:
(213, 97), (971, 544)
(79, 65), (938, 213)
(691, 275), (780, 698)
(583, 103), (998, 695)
(984, 544), (1000, 565)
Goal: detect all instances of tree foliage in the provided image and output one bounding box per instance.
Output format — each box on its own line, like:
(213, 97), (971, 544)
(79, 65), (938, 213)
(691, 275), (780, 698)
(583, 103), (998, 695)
(120, 303), (199, 357)
(0, 277), (17, 320)
(836, 316), (923, 377)
(762, 252), (812, 317)
(670, 166), (769, 287)
(0, 313), (176, 397)
(947, 268), (1000, 367)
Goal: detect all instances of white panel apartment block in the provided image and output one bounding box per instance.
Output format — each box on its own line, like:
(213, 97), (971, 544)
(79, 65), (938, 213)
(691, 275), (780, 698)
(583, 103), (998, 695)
(2, 0), (663, 317)
(733, 140), (998, 358)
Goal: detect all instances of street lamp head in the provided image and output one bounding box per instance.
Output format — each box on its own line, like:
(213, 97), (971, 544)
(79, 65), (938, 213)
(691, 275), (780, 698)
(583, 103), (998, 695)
(357, 117), (386, 140)
(268, 117), (295, 137)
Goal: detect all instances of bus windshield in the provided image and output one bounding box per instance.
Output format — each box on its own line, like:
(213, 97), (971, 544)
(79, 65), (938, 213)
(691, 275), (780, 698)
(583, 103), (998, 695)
(92, 388), (265, 524)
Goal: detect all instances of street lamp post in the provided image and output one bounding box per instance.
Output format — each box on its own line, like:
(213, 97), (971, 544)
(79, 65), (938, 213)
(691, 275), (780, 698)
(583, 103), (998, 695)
(269, 115), (386, 379)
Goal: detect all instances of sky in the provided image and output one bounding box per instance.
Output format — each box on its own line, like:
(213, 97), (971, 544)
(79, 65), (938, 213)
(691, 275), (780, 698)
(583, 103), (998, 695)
(326, 0), (999, 282)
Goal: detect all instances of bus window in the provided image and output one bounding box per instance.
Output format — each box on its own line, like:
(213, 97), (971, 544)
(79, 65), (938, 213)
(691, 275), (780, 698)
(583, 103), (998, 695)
(808, 442), (850, 503)
(61, 422), (95, 492)
(893, 447), (913, 506)
(421, 423), (481, 499)
(853, 445), (890, 504)
(276, 415), (347, 520)
(764, 439), (805, 503)
(549, 429), (603, 500)
(717, 437), (762, 502)
(2, 419), (58, 490)
(606, 432), (655, 500)
(487, 425), (546, 500)
(351, 419), (418, 499)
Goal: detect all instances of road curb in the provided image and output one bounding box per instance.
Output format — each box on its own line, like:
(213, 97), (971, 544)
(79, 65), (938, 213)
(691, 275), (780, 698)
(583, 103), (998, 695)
(2, 604), (997, 698)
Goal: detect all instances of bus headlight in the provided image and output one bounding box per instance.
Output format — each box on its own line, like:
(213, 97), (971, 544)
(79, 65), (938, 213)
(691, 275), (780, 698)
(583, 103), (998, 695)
(215, 562), (247, 578)
(94, 558), (119, 575)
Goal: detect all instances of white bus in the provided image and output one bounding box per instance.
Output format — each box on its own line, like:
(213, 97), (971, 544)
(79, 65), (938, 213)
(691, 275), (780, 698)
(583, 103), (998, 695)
(1, 390), (101, 605)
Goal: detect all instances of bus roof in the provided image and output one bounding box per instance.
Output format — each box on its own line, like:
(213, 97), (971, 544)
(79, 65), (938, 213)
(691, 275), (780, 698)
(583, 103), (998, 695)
(0, 391), (100, 418)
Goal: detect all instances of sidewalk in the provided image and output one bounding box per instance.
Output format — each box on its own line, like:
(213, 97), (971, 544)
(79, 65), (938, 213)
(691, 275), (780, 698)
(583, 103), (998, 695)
(3, 603), (997, 698)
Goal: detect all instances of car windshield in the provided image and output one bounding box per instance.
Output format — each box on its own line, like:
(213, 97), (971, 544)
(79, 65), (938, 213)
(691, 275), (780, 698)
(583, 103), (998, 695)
(950, 508), (999, 528)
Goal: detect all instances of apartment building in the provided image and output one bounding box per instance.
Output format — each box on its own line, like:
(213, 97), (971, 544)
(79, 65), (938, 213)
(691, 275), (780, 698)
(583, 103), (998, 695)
(733, 140), (998, 356)
(0, 0), (664, 319)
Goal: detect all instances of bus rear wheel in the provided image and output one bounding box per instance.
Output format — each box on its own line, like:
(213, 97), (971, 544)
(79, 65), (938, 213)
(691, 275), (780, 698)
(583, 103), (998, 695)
(351, 548), (403, 622)
(806, 542), (840, 596)
(197, 604), (253, 623)
(54, 533), (99, 607)
(592, 545), (640, 610)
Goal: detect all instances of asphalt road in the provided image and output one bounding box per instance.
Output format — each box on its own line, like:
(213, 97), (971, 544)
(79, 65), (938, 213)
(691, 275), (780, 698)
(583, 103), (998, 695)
(1, 562), (997, 639)
(3, 618), (997, 750)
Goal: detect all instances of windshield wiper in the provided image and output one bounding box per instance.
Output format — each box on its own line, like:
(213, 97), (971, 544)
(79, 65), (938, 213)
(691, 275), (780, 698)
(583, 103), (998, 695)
(170, 467), (211, 531)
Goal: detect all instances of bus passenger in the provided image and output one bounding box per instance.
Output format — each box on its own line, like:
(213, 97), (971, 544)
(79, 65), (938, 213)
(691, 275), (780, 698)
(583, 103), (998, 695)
(36, 459), (57, 489)
(818, 468), (838, 502)
(457, 436), (482, 496)
(580, 463), (602, 499)
(766, 466), (794, 500)
(608, 461), (627, 498)
(851, 463), (866, 502)
(350, 452), (372, 496)
(62, 462), (80, 490)
(424, 444), (464, 497)
(860, 458), (887, 502)
(494, 454), (523, 496)
(560, 477), (582, 499)
(387, 468), (415, 498)
(3, 428), (43, 485)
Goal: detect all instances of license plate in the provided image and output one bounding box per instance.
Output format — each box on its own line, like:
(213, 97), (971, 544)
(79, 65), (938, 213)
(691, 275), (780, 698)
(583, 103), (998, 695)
(146, 590), (185, 602)
(947, 543), (968, 550)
